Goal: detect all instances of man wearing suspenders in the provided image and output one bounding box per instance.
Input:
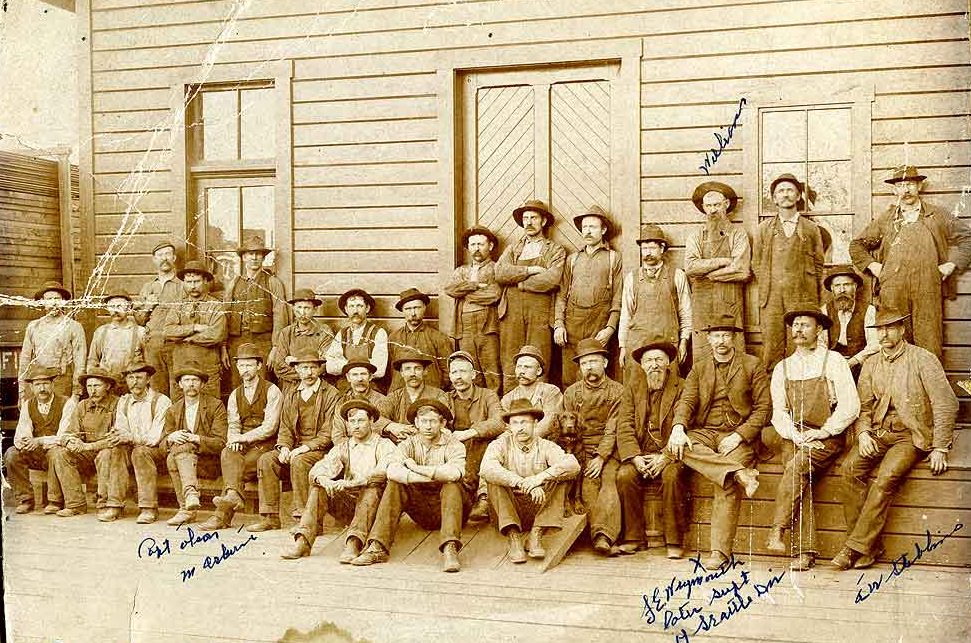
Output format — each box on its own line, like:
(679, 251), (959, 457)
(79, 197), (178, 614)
(325, 288), (390, 392)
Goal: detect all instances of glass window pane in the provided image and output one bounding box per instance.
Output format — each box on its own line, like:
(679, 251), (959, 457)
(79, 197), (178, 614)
(808, 108), (851, 160)
(761, 162), (806, 213)
(761, 110), (806, 163)
(813, 214), (855, 264)
(240, 88), (275, 160)
(202, 90), (239, 161)
(808, 160), (851, 212)
(242, 185), (275, 267)
(205, 187), (240, 251)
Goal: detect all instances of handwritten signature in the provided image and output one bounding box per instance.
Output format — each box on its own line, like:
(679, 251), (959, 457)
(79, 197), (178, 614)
(854, 522), (964, 604)
(698, 97), (747, 176)
(137, 524), (258, 582)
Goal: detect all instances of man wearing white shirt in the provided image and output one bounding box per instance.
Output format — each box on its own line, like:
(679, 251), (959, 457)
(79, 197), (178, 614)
(820, 265), (879, 376)
(764, 309), (860, 570)
(325, 288), (390, 392)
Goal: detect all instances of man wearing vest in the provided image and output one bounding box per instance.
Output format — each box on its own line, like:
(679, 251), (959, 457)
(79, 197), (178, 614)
(554, 205), (623, 386)
(331, 360), (389, 447)
(249, 350), (340, 532)
(19, 281), (87, 400)
(49, 368), (126, 518)
(199, 343), (283, 531)
(495, 199), (567, 393)
(325, 288), (390, 392)
(500, 345), (564, 439)
(224, 235), (289, 390)
(161, 362), (229, 526)
(163, 261), (227, 399)
(388, 288), (454, 392)
(4, 365), (76, 514)
(444, 225), (503, 392)
(820, 265), (878, 377)
(849, 165), (971, 360)
(684, 182), (751, 357)
(115, 361), (172, 524)
(380, 350), (451, 443)
(282, 399), (396, 563)
(87, 292), (146, 386)
(753, 174), (826, 372)
(764, 309), (859, 570)
(618, 224), (692, 371)
(272, 288), (334, 394)
(666, 313), (766, 568)
(136, 240), (184, 397)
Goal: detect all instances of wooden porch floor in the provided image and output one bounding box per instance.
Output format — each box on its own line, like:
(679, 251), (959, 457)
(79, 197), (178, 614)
(3, 507), (970, 643)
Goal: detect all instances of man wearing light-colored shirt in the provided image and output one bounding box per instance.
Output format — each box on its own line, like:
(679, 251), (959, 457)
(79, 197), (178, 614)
(819, 265), (879, 375)
(325, 289), (390, 391)
(88, 293), (146, 383)
(330, 360), (389, 447)
(500, 345), (563, 439)
(20, 282), (87, 400)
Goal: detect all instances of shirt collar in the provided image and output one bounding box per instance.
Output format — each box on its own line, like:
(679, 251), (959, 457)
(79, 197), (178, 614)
(881, 342), (908, 363)
(155, 272), (177, 285)
(349, 432), (379, 448)
(778, 212), (801, 225)
(583, 241), (610, 255)
(299, 378), (322, 394)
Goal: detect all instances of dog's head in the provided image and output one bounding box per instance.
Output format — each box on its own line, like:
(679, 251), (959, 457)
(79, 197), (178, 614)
(553, 411), (579, 449)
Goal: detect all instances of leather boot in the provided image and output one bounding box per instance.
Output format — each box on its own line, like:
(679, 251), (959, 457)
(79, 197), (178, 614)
(281, 535), (311, 560)
(733, 468), (760, 498)
(244, 514), (281, 532)
(339, 537), (362, 564)
(442, 541), (461, 572)
(766, 526), (786, 552)
(506, 528), (527, 564)
(527, 526), (545, 559)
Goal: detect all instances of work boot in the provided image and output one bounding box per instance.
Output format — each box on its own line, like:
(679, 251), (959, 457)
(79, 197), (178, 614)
(506, 528), (527, 564)
(43, 504), (61, 515)
(15, 501), (33, 514)
(766, 526), (786, 552)
(705, 551), (729, 570)
(244, 515), (281, 532)
(442, 541), (461, 573)
(184, 490), (202, 511)
(853, 548), (884, 570)
(136, 509), (158, 524)
(97, 507), (121, 522)
(339, 537), (362, 564)
(468, 495), (490, 522)
(527, 526), (546, 559)
(733, 468), (760, 498)
(790, 552), (815, 571)
(213, 489), (244, 512)
(830, 547), (860, 571)
(281, 535), (311, 560)
(166, 510), (196, 526)
(592, 534), (613, 556)
(56, 506), (86, 517)
(617, 541), (642, 555)
(198, 511), (231, 532)
(351, 541), (389, 566)
(666, 545), (684, 559)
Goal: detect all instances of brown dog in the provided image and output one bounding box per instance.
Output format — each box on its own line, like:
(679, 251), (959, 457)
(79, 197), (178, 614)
(552, 411), (586, 515)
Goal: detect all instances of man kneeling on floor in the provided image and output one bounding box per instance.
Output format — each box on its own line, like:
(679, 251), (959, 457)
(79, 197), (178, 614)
(480, 398), (580, 563)
(351, 399), (469, 572)
(282, 399), (396, 562)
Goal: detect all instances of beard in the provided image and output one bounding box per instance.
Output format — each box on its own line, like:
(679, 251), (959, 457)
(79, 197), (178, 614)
(645, 369), (667, 391)
(833, 294), (855, 312)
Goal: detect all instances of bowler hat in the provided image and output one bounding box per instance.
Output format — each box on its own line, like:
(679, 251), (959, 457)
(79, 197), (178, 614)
(867, 307), (911, 328)
(461, 226), (498, 249)
(501, 397), (545, 422)
(152, 240), (177, 255)
(23, 364), (59, 382)
(447, 350), (476, 367)
(395, 288), (430, 311)
(122, 361), (156, 377)
(340, 399), (380, 422)
(79, 367), (117, 388)
(630, 340), (678, 364)
(177, 260), (214, 282)
(512, 345), (546, 371)
(287, 350), (326, 365)
(769, 173), (804, 195)
(783, 308), (833, 330)
(885, 165), (926, 184)
(233, 343), (264, 362)
(571, 337), (609, 363)
(288, 288), (322, 307)
(823, 265), (864, 291)
(702, 312), (744, 333)
(406, 398), (453, 425)
(636, 223), (668, 247)
(33, 281), (71, 301)
(235, 234), (271, 256)
(341, 360), (377, 376)
(572, 205), (613, 237)
(173, 362), (209, 383)
(337, 288), (376, 314)
(692, 181), (738, 214)
(512, 199), (553, 228)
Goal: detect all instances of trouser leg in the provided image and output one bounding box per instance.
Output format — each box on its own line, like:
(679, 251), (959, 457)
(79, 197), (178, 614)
(616, 462), (647, 543)
(50, 446), (93, 510)
(293, 485), (328, 548)
(367, 481), (406, 551)
(462, 438), (488, 498)
(4, 447), (46, 504)
(488, 483), (524, 533)
(840, 443), (884, 540)
(221, 440), (273, 495)
(347, 485), (384, 546)
(97, 446), (130, 509)
(131, 445), (165, 508)
(660, 460), (689, 546)
(438, 481), (466, 550)
(680, 429), (747, 487)
(588, 458), (621, 543)
(144, 339), (171, 398)
(256, 450), (284, 515)
(289, 451), (324, 512)
(499, 310), (526, 393)
(703, 436), (756, 557)
(533, 481), (569, 530)
(760, 294), (787, 373)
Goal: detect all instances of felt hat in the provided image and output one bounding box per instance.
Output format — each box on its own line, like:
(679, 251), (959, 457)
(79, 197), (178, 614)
(630, 339), (678, 364)
(288, 288), (322, 307)
(340, 399), (380, 422)
(286, 350), (327, 365)
(235, 234), (271, 256)
(122, 361), (156, 377)
(22, 364), (60, 382)
(572, 204), (613, 237)
(33, 281), (71, 301)
(512, 199), (554, 228)
(395, 288), (430, 311)
(702, 312), (744, 333)
(233, 343), (264, 361)
(867, 307), (911, 328)
(151, 240), (177, 255)
(501, 397), (545, 422)
(783, 308), (833, 330)
(447, 350), (476, 367)
(636, 223), (668, 247)
(512, 344), (546, 371)
(341, 360), (377, 376)
(885, 165), (926, 184)
(79, 367), (117, 388)
(103, 291), (132, 304)
(769, 173), (804, 195)
(571, 337), (609, 363)
(406, 398), (453, 425)
(393, 349), (433, 370)
(177, 260), (214, 282)
(823, 264), (864, 291)
(173, 362), (209, 382)
(692, 181), (738, 214)
(337, 288), (376, 314)
(461, 226), (499, 249)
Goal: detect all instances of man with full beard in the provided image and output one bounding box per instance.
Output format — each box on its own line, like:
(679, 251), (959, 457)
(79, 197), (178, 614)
(820, 265), (878, 377)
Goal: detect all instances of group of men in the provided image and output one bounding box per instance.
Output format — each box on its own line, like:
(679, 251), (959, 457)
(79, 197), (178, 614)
(5, 164), (966, 573)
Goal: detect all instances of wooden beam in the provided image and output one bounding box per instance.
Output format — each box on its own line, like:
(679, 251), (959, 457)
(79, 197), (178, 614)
(56, 153), (75, 296)
(541, 513), (587, 572)
(38, 0), (75, 13)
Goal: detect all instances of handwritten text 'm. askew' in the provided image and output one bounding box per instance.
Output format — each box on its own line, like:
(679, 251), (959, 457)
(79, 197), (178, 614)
(698, 97), (747, 176)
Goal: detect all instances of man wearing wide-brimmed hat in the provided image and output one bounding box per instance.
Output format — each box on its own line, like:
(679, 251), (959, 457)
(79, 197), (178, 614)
(832, 307), (958, 571)
(481, 398), (581, 563)
(331, 360), (390, 447)
(271, 288), (334, 393)
(494, 199), (567, 392)
(4, 365), (76, 515)
(224, 234), (289, 390)
(500, 344), (563, 440)
(615, 334), (689, 559)
(49, 368), (127, 519)
(19, 281), (86, 400)
(618, 223), (692, 368)
(685, 181), (751, 356)
(162, 260), (227, 399)
(819, 264), (878, 375)
(388, 287), (454, 392)
(763, 308), (859, 570)
(444, 225), (503, 392)
(249, 349), (340, 532)
(849, 165), (971, 360)
(561, 337), (625, 555)
(87, 291), (145, 384)
(325, 287), (390, 391)
(554, 205), (623, 386)
(198, 343), (283, 531)
(753, 174), (827, 372)
(379, 348), (451, 443)
(136, 239), (184, 396)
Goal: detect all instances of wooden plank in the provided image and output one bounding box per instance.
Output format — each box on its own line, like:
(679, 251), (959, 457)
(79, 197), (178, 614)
(93, 109), (172, 133)
(293, 141), (437, 166)
(873, 90), (971, 120)
(293, 250), (438, 273)
(642, 149), (743, 176)
(93, 131), (174, 155)
(294, 184), (436, 209)
(541, 513), (588, 572)
(294, 273), (442, 296)
(293, 73), (438, 103)
(292, 96), (437, 125)
(872, 115), (971, 145)
(872, 140), (971, 169)
(94, 150), (170, 174)
(295, 119), (437, 147)
(293, 206), (437, 230)
(93, 87), (172, 113)
(94, 191), (170, 214)
(293, 162), (436, 187)
(93, 170), (171, 193)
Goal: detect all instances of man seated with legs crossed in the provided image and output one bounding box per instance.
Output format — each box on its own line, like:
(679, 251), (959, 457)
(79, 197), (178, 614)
(351, 399), (469, 572)
(480, 398), (580, 563)
(282, 399), (396, 562)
